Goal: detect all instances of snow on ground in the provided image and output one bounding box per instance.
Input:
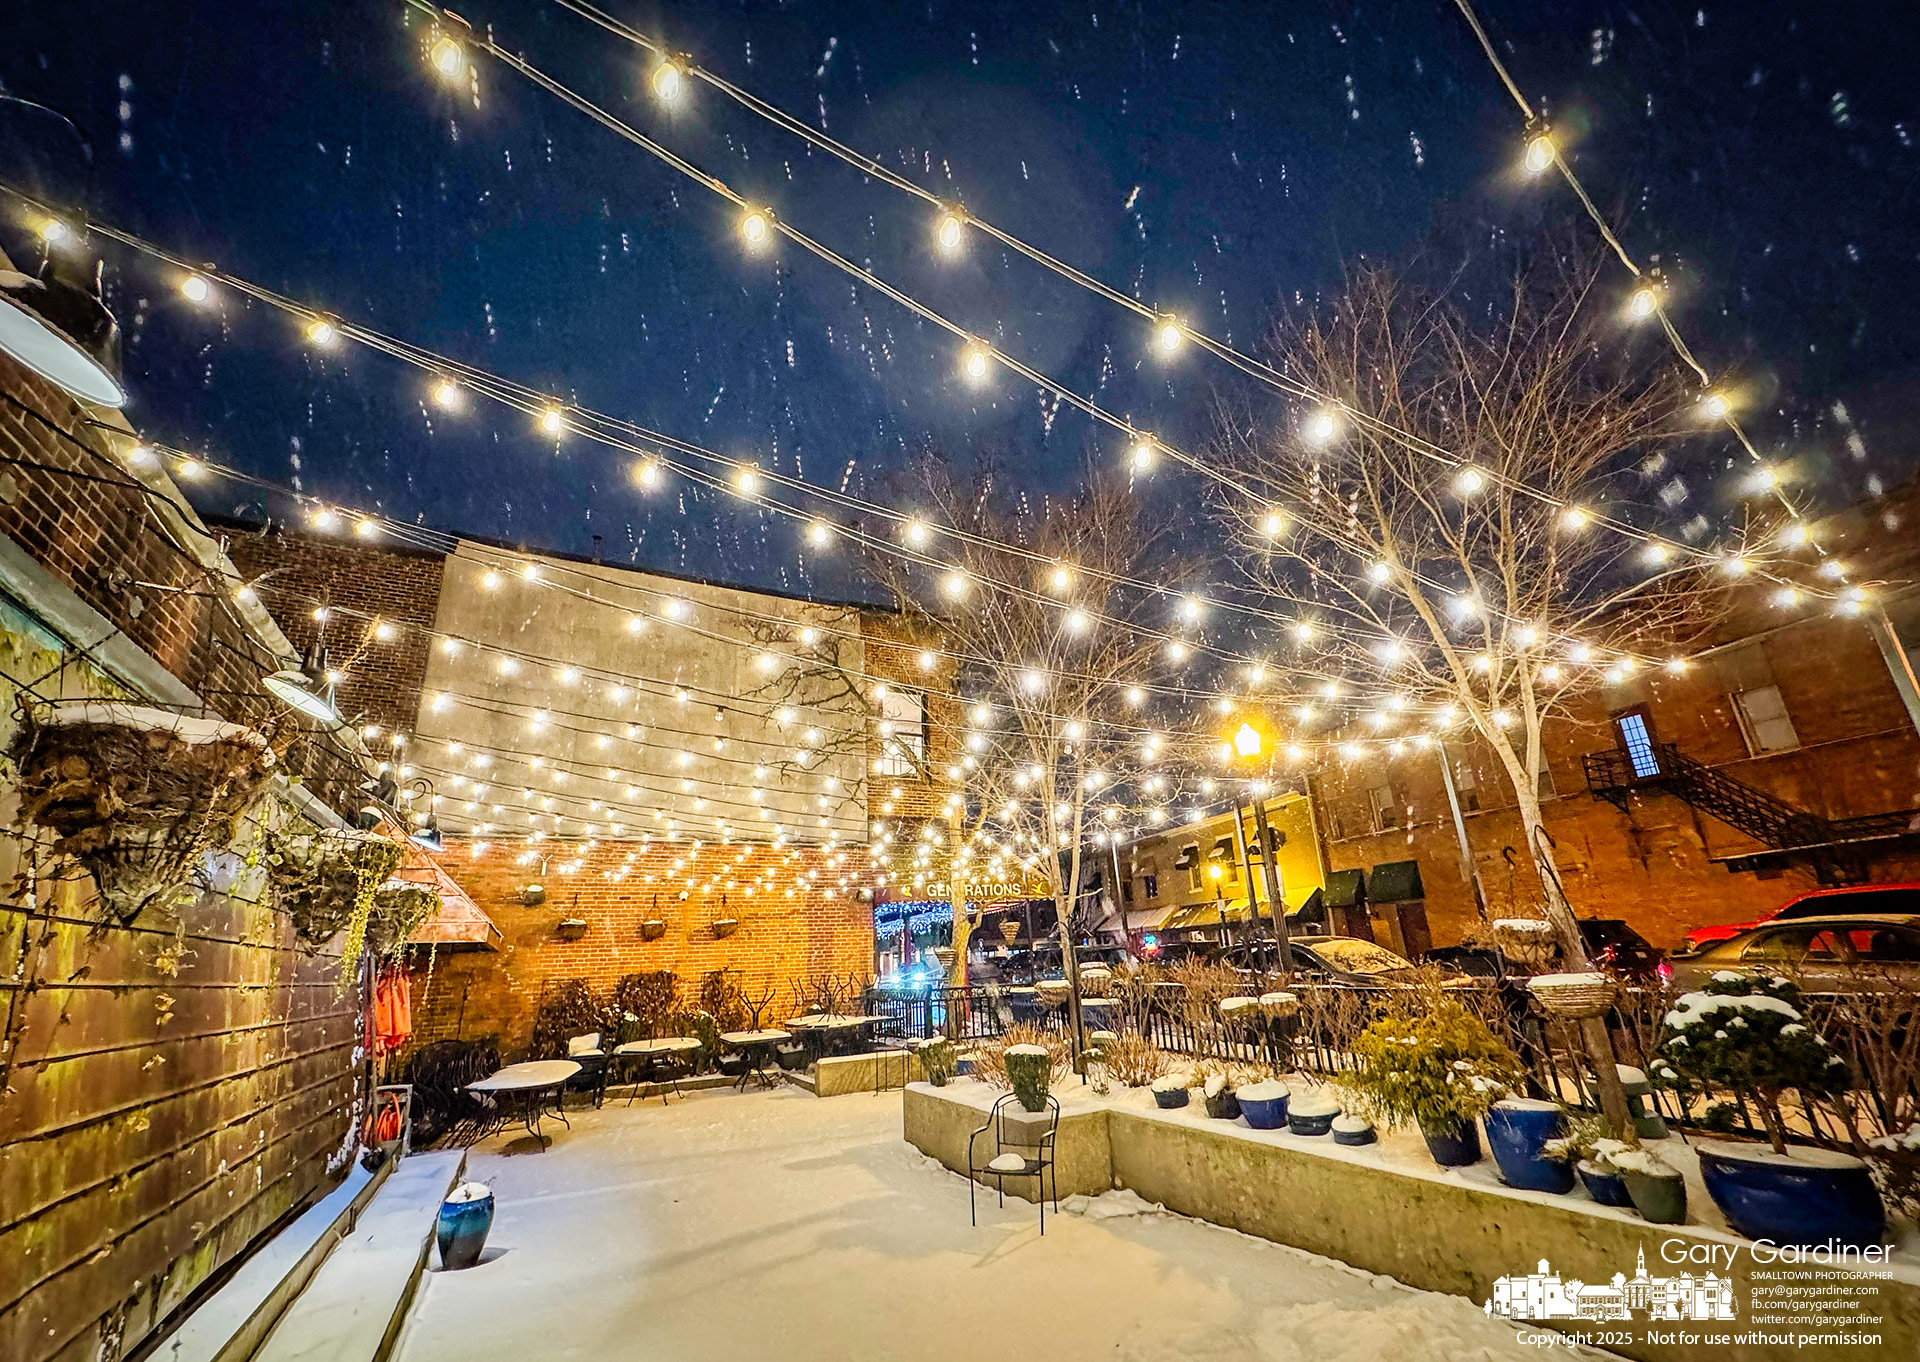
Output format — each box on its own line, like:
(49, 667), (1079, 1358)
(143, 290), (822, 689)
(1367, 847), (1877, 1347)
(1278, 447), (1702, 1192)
(394, 1086), (1599, 1362)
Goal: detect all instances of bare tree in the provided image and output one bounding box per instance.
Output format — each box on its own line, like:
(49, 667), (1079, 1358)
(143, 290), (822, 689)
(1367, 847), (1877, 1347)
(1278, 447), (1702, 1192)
(856, 455), (1196, 1061)
(1213, 243), (1754, 1133)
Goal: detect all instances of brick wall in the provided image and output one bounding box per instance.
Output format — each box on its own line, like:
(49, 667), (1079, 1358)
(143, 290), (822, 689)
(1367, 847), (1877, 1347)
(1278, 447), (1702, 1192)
(1314, 599), (1920, 951)
(225, 528), (445, 738)
(411, 837), (874, 1055)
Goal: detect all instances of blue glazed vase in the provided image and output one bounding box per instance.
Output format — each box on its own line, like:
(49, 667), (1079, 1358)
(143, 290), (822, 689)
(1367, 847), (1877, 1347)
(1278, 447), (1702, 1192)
(1418, 1116), (1482, 1168)
(1237, 1084), (1290, 1130)
(1697, 1142), (1886, 1249)
(436, 1191), (494, 1270)
(1577, 1161), (1634, 1208)
(1484, 1100), (1576, 1193)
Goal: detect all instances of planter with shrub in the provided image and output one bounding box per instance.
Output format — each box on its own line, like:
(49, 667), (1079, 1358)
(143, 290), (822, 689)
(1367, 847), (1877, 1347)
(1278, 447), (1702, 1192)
(1597, 1139), (1687, 1224)
(1334, 993), (1524, 1169)
(1484, 1098), (1576, 1193)
(1201, 1073), (1240, 1120)
(1654, 972), (1884, 1248)
(1286, 1090), (1340, 1138)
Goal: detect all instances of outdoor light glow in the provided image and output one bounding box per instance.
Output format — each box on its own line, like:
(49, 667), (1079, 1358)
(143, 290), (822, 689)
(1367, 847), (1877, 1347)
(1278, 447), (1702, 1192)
(1367, 561), (1391, 585)
(1064, 609), (1090, 634)
(1303, 407), (1340, 446)
(36, 217), (71, 246)
(305, 318), (337, 347)
(1233, 723), (1262, 758)
(1559, 505), (1591, 530)
(940, 569), (970, 599)
(1259, 509), (1287, 537)
(961, 343), (991, 383)
(1701, 391), (1731, 420)
(935, 211), (965, 254)
(1453, 464), (1487, 496)
(1523, 131), (1556, 174)
(1642, 542), (1672, 566)
(650, 61), (684, 103)
(1178, 595), (1204, 623)
(805, 519), (832, 547)
(1779, 521), (1809, 548)
(732, 464), (761, 495)
(180, 273), (211, 304)
(1124, 686), (1145, 707)
(634, 459), (662, 489)
(1164, 640), (1188, 663)
(539, 407), (565, 435)
(1628, 285), (1659, 321)
(1153, 316), (1184, 355)
(1128, 436), (1156, 471)
(431, 378), (461, 409)
(739, 208), (773, 247)
(430, 36), (465, 79)
(1046, 563), (1074, 593)
(902, 518), (931, 549)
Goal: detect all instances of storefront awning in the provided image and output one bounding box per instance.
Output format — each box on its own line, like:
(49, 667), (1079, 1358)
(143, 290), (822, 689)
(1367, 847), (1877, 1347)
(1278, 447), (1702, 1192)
(1160, 899), (1254, 931)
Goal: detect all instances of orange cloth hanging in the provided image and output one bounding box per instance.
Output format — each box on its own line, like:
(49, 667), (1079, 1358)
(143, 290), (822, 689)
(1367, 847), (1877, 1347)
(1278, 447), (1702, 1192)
(371, 964), (413, 1056)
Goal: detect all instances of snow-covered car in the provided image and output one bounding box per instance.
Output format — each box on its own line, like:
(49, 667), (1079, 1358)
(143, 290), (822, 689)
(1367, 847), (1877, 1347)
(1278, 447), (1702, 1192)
(1679, 882), (1920, 954)
(1665, 913), (1920, 992)
(1227, 936), (1472, 987)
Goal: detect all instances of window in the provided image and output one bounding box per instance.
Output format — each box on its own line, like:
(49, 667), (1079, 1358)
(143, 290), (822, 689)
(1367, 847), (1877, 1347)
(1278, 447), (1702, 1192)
(1368, 784), (1401, 831)
(1142, 872), (1159, 900)
(1741, 925), (1844, 963)
(1851, 926), (1920, 963)
(1732, 684), (1799, 755)
(1614, 711), (1660, 778)
(1177, 843), (1202, 890)
(874, 687), (926, 776)
(1715, 642), (1799, 755)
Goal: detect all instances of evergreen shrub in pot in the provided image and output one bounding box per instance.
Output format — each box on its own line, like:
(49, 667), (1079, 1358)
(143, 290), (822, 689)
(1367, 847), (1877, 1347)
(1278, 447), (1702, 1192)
(1333, 993), (1524, 1168)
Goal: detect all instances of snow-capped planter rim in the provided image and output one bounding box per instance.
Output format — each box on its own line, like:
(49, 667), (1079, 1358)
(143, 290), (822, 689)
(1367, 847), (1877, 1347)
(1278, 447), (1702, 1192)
(1330, 1113), (1373, 1134)
(1491, 917), (1554, 934)
(1869, 1126), (1920, 1153)
(1004, 1043), (1050, 1057)
(1218, 995), (1261, 1013)
(1289, 1092), (1341, 1117)
(1693, 1138), (1869, 1171)
(1237, 1079), (1290, 1101)
(1257, 991), (1298, 1007)
(1149, 1074), (1189, 1093)
(40, 700), (272, 749)
(1594, 1140), (1678, 1177)
(446, 1180), (492, 1203)
(1079, 997), (1119, 1007)
(1492, 1096), (1561, 1113)
(1203, 1074), (1230, 1098)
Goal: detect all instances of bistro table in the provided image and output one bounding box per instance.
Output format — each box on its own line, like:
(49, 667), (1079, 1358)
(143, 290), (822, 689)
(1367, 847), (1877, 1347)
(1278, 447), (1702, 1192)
(612, 1036), (703, 1104)
(786, 1014), (885, 1060)
(718, 1029), (792, 1089)
(468, 1059), (581, 1148)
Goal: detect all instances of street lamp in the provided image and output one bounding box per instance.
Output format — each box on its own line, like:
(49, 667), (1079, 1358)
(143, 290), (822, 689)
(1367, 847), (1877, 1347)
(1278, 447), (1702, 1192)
(1229, 722), (1291, 980)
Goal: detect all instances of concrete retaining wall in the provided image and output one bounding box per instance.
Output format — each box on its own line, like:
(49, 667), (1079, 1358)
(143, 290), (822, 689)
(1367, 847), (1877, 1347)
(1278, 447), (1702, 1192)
(903, 1083), (1919, 1362)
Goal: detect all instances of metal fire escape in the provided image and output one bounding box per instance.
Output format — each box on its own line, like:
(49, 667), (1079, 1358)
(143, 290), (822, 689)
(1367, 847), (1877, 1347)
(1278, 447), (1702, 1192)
(1582, 742), (1920, 885)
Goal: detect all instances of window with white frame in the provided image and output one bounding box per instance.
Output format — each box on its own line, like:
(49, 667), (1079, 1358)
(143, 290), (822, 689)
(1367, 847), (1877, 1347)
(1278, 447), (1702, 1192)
(874, 687), (927, 776)
(1714, 642), (1799, 755)
(1368, 784), (1402, 831)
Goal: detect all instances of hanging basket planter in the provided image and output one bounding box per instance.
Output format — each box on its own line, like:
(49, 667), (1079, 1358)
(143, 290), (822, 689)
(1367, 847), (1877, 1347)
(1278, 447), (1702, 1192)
(1491, 917), (1559, 967)
(710, 917), (740, 939)
(557, 918), (590, 941)
(639, 918), (667, 941)
(8, 702), (277, 924)
(366, 880), (440, 959)
(266, 829), (406, 952)
(1526, 971), (1619, 1020)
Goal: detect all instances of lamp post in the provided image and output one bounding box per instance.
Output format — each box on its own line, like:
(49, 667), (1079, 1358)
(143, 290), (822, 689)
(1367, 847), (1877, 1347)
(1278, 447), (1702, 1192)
(1232, 724), (1291, 982)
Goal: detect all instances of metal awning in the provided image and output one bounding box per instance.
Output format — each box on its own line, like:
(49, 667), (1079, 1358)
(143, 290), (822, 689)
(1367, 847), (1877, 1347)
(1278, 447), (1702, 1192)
(1161, 899), (1254, 931)
(1208, 836), (1236, 861)
(370, 813), (502, 950)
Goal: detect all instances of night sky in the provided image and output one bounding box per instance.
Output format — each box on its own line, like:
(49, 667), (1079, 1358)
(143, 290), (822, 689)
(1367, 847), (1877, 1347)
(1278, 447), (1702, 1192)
(3, 1), (1915, 603)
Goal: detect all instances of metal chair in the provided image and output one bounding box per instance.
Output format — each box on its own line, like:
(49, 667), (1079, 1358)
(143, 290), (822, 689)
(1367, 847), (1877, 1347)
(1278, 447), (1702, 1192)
(967, 1091), (1060, 1234)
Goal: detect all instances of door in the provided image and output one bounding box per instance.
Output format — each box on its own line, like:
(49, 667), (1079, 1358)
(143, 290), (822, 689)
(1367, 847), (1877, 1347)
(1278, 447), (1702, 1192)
(1611, 705), (1662, 779)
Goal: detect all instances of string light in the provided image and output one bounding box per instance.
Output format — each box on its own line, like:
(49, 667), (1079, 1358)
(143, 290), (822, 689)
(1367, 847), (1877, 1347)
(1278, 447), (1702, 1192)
(634, 459), (662, 489)
(960, 342), (991, 384)
(731, 463), (761, 496)
(431, 377), (462, 410)
(35, 217), (70, 246)
(738, 207), (773, 248)
(1627, 285), (1660, 321)
(935, 210), (965, 255)
(1302, 408), (1340, 447)
(805, 519), (832, 548)
(1701, 391), (1731, 421)
(179, 273), (211, 304)
(304, 318), (337, 347)
(430, 35), (466, 80)
(649, 60), (684, 103)
(1258, 509), (1287, 538)
(1523, 128), (1556, 175)
(1558, 505), (1591, 531)
(539, 406), (565, 435)
(1128, 436), (1156, 472)
(940, 569), (971, 600)
(1153, 316), (1185, 356)
(1453, 465), (1487, 496)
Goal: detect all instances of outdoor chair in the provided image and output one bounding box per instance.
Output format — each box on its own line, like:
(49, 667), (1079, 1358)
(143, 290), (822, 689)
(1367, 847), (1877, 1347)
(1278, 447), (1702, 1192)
(967, 1091), (1060, 1234)
(564, 1032), (610, 1108)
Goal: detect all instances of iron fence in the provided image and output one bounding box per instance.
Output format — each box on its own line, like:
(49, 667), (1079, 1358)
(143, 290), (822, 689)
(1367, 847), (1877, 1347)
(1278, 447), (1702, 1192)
(858, 976), (1916, 1150)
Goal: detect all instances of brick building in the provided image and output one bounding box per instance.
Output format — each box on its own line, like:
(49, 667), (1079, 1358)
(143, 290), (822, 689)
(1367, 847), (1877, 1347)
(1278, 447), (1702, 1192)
(223, 521), (958, 1054)
(1310, 488), (1920, 951)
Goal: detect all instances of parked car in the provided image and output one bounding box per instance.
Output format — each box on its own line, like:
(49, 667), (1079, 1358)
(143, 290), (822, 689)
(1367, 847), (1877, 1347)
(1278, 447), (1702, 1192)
(1422, 919), (1664, 983)
(1665, 913), (1920, 992)
(1225, 935), (1471, 987)
(1680, 882), (1920, 953)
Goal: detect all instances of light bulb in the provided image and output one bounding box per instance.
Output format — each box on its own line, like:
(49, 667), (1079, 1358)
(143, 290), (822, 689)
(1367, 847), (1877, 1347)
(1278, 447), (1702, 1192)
(1153, 317), (1184, 355)
(36, 218), (70, 246)
(902, 518), (931, 549)
(805, 519), (832, 547)
(305, 318), (337, 347)
(1642, 541), (1672, 566)
(1303, 407), (1339, 446)
(1628, 285), (1659, 321)
(650, 61), (684, 103)
(1178, 595), (1204, 623)
(1128, 437), (1156, 471)
(179, 273), (211, 304)
(1367, 562), (1391, 586)
(940, 569), (970, 600)
(431, 378), (461, 410)
(918, 650), (937, 671)
(1165, 640), (1188, 663)
(634, 459), (661, 489)
(1259, 509), (1287, 538)
(732, 464), (761, 496)
(1701, 391), (1731, 420)
(430, 36), (465, 80)
(1064, 609), (1090, 635)
(128, 443), (156, 467)
(961, 344), (991, 383)
(1454, 465), (1487, 496)
(1778, 521), (1809, 548)
(1523, 131), (1556, 175)
(935, 211), (965, 255)
(1559, 505), (1591, 530)
(539, 407), (565, 435)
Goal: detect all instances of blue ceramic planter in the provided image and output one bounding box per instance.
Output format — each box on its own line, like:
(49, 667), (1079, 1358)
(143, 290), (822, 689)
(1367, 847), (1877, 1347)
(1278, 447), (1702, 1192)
(436, 1191), (494, 1270)
(1697, 1142), (1886, 1249)
(1485, 1100), (1576, 1193)
(1577, 1161), (1634, 1208)
(1419, 1116), (1482, 1167)
(1332, 1118), (1376, 1147)
(1151, 1085), (1189, 1109)
(1237, 1085), (1290, 1130)
(1288, 1106), (1337, 1137)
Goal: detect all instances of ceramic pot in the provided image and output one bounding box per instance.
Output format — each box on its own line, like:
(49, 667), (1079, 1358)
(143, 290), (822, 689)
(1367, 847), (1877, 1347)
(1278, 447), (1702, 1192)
(1418, 1115), (1482, 1168)
(1202, 1087), (1241, 1120)
(1151, 1085), (1189, 1109)
(1484, 1100), (1576, 1193)
(1577, 1160), (1634, 1208)
(1621, 1168), (1688, 1225)
(1696, 1140), (1886, 1249)
(436, 1192), (494, 1270)
(1287, 1105), (1338, 1138)
(1237, 1086), (1290, 1130)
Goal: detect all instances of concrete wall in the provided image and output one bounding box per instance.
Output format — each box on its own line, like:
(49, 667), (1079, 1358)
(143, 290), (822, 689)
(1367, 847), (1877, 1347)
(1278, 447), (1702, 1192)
(903, 1084), (1920, 1362)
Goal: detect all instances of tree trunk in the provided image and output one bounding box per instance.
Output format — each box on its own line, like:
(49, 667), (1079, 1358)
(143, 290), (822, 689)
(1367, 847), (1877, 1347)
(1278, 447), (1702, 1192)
(1506, 771), (1634, 1142)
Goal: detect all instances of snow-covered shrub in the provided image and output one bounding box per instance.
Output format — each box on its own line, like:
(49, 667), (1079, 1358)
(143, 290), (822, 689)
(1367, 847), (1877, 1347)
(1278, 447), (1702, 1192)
(1005, 1045), (1054, 1112)
(1654, 973), (1851, 1154)
(914, 1036), (957, 1086)
(970, 1023), (1068, 1093)
(1865, 1126), (1920, 1221)
(1334, 995), (1525, 1133)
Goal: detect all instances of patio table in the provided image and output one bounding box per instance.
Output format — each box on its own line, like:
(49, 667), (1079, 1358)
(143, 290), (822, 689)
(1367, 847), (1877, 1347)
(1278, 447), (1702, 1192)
(719, 1029), (792, 1089)
(613, 1036), (704, 1103)
(468, 1059), (581, 1148)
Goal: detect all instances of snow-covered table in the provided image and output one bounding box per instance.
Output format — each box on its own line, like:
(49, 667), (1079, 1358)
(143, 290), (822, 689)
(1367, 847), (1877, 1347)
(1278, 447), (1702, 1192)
(720, 1030), (792, 1089)
(613, 1037), (703, 1103)
(468, 1060), (580, 1147)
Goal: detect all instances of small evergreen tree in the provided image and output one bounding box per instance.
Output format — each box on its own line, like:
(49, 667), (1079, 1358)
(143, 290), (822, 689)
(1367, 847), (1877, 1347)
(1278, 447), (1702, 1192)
(1652, 973), (1851, 1154)
(1336, 996), (1525, 1134)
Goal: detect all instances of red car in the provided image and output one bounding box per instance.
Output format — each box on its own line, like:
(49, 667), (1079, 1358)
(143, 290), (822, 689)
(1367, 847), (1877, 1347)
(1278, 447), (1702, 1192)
(1680, 883), (1920, 954)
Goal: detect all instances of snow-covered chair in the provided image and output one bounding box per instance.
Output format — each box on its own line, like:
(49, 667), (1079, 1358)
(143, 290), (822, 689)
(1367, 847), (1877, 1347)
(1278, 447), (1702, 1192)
(967, 1091), (1060, 1234)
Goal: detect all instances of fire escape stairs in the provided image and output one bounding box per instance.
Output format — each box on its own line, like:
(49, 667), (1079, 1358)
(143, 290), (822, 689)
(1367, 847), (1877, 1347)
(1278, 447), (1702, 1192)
(1582, 742), (1919, 885)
